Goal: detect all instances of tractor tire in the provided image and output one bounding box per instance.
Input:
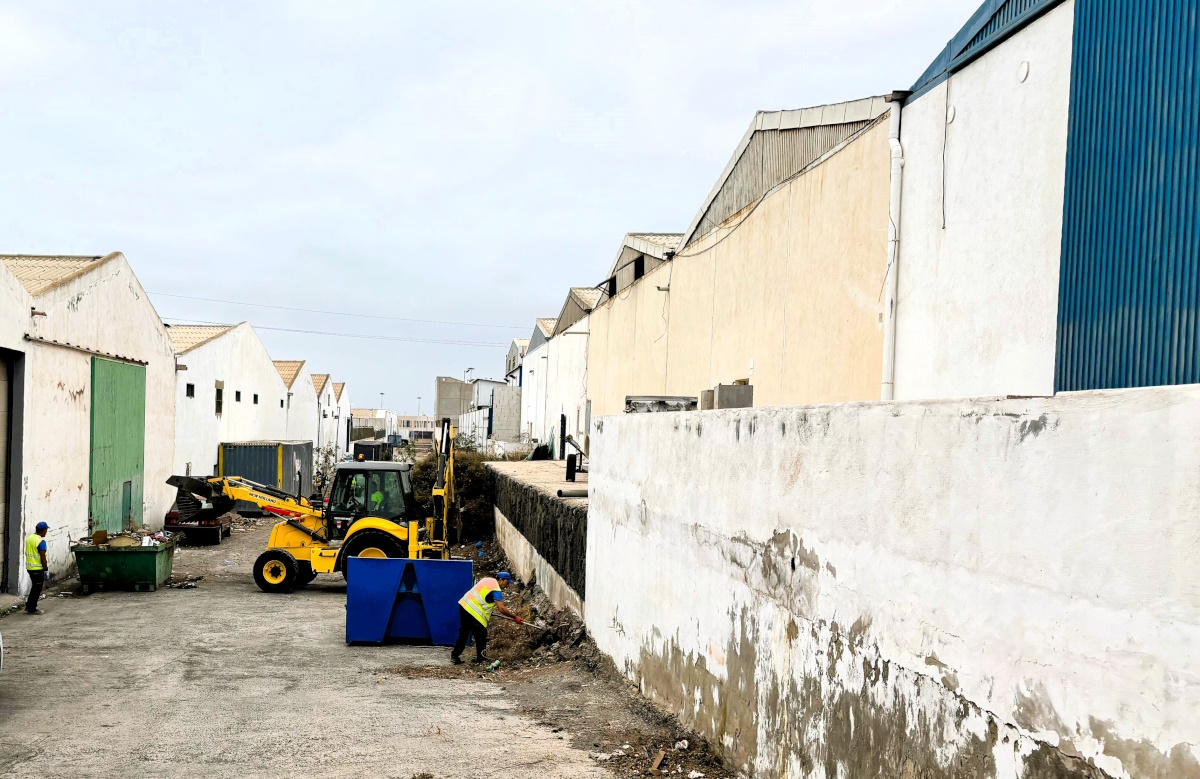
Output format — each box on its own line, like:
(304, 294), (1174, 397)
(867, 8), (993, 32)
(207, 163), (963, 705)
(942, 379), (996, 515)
(253, 550), (299, 593)
(209, 528), (223, 546)
(340, 529), (406, 580)
(295, 562), (318, 587)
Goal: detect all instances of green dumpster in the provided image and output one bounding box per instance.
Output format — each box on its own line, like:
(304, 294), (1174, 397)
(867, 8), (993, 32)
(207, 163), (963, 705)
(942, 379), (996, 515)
(72, 536), (178, 593)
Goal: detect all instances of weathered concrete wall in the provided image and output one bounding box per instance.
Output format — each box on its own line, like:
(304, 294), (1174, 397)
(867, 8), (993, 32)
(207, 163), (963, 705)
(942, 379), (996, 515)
(491, 385), (522, 443)
(521, 341), (548, 443)
(495, 507), (583, 617)
(587, 118), (890, 416)
(20, 256), (177, 589)
(587, 387), (1200, 779)
(542, 317), (589, 451)
(894, 2), (1072, 400)
(492, 469), (587, 600)
(283, 364), (318, 457)
(173, 323), (289, 477)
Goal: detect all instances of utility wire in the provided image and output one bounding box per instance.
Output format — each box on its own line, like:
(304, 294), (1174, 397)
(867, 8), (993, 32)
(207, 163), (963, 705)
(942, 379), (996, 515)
(149, 291), (527, 330)
(161, 317), (507, 347)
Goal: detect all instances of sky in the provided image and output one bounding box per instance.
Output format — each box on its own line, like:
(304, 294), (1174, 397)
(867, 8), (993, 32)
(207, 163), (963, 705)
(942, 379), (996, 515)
(1, 0), (978, 415)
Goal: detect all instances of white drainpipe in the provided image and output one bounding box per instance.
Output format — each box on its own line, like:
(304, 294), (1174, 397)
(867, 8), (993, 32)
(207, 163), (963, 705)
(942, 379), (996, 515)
(881, 91), (911, 401)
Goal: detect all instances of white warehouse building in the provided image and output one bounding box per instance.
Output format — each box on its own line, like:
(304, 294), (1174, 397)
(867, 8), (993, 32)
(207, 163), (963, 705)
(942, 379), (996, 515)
(0, 253), (177, 597)
(167, 322), (289, 478)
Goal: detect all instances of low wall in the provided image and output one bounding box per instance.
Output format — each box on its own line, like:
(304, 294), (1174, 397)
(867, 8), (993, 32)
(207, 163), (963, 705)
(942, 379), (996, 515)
(495, 508), (584, 616)
(586, 387), (1200, 779)
(491, 465), (587, 609)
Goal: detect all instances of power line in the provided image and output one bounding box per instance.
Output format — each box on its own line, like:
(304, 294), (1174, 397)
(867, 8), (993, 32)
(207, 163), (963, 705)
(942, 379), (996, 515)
(161, 317), (508, 347)
(148, 291), (528, 330)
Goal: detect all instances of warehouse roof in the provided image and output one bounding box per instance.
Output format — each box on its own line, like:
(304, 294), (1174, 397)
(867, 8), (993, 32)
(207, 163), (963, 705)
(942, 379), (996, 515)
(273, 360), (306, 389)
(333, 381), (345, 401)
(165, 324), (237, 354)
(553, 288), (603, 336)
(536, 318), (557, 337)
(678, 96), (889, 249)
(0, 253), (120, 296)
(311, 373), (330, 395)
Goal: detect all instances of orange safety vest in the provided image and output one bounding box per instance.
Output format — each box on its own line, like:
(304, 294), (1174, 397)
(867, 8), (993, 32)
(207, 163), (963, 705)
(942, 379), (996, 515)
(459, 577), (501, 627)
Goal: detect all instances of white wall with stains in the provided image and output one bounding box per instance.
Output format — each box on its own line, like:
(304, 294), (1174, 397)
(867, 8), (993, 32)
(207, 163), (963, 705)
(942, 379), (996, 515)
(173, 323), (289, 478)
(587, 387), (1199, 779)
(18, 255), (176, 592)
(283, 364), (318, 456)
(894, 2), (1073, 400)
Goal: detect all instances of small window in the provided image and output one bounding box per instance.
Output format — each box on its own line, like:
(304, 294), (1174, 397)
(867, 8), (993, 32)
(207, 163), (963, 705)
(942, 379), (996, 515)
(280, 399), (284, 408)
(633, 256), (645, 281)
(323, 410), (328, 418)
(253, 394), (259, 405)
(186, 383), (195, 398)
(215, 387), (223, 415)
(235, 390), (242, 402)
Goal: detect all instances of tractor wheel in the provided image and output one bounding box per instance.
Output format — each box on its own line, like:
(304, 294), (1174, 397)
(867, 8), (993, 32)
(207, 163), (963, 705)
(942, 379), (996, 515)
(222, 523), (232, 538)
(340, 529), (406, 580)
(253, 550), (298, 593)
(295, 562), (318, 587)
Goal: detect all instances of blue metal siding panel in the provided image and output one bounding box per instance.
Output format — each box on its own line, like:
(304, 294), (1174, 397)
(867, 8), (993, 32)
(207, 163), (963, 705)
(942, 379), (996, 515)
(1057, 0), (1200, 391)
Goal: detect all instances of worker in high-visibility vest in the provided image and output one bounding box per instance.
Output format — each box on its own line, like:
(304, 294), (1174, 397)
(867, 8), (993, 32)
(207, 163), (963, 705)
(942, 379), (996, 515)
(24, 521), (50, 615)
(451, 572), (521, 664)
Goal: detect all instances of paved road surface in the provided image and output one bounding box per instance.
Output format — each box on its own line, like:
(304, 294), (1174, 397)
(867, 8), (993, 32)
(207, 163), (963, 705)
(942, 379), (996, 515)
(0, 524), (611, 779)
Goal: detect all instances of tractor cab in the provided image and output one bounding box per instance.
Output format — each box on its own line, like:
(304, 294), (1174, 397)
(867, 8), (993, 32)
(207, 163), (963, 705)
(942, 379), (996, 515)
(324, 461), (419, 542)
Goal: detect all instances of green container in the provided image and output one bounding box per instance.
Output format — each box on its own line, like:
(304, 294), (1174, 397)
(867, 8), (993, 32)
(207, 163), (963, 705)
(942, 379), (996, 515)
(72, 536), (178, 593)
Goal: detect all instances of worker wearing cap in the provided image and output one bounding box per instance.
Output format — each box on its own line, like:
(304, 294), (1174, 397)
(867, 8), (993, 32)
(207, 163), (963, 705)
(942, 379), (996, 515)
(451, 572), (521, 664)
(24, 521), (50, 616)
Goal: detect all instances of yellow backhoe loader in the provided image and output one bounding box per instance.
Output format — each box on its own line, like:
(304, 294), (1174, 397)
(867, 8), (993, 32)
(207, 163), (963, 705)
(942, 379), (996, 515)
(167, 419), (457, 593)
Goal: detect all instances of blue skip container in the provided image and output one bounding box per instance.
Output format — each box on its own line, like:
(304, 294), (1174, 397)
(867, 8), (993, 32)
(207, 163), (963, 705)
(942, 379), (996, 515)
(346, 557), (473, 645)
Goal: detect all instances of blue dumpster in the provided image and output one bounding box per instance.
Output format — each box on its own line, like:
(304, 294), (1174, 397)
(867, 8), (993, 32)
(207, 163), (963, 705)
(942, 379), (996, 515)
(345, 557), (473, 645)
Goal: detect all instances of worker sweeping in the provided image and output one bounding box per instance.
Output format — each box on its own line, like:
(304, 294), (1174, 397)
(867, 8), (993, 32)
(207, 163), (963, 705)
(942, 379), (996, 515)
(451, 572), (521, 664)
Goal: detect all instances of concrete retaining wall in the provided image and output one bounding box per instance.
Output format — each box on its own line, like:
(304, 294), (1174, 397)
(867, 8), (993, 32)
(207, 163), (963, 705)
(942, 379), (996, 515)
(495, 508), (583, 617)
(586, 387), (1200, 779)
(492, 470), (587, 600)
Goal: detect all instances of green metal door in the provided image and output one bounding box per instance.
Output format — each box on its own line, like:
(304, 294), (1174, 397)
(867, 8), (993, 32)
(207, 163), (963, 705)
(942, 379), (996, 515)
(89, 357), (146, 533)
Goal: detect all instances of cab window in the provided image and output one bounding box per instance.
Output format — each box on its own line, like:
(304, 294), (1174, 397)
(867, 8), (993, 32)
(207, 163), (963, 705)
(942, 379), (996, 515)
(365, 471), (406, 521)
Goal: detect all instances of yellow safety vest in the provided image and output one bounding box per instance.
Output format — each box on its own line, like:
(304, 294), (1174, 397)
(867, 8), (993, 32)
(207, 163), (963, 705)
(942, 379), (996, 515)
(459, 577), (500, 627)
(25, 534), (44, 571)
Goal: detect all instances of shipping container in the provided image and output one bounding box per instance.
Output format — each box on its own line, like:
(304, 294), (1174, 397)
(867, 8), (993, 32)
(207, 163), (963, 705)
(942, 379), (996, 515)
(218, 441), (313, 512)
(352, 440), (394, 462)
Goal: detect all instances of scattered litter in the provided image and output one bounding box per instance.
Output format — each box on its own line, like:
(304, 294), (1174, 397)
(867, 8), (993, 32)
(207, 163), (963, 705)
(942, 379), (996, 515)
(688, 772), (705, 778)
(167, 575), (204, 589)
(73, 529), (176, 548)
(487, 660), (501, 671)
(675, 739), (689, 750)
(589, 752), (612, 762)
(223, 560), (234, 566)
(650, 749), (666, 775)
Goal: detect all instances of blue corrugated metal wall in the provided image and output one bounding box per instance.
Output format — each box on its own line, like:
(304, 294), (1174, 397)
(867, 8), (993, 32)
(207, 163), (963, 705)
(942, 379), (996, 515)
(1056, 0), (1200, 391)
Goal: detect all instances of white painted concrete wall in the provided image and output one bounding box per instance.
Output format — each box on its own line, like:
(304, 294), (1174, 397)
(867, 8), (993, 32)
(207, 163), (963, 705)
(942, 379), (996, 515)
(520, 341), (548, 443)
(19, 256), (176, 590)
(173, 323), (289, 477)
(542, 316), (589, 451)
(0, 262), (29, 352)
(315, 380), (341, 464)
(335, 387), (351, 455)
(893, 2), (1073, 400)
(588, 386), (1199, 779)
(283, 365), (318, 453)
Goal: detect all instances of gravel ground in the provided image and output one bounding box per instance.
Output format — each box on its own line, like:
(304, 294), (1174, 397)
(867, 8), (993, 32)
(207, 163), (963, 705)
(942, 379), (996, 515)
(0, 520), (732, 779)
(0, 520), (609, 779)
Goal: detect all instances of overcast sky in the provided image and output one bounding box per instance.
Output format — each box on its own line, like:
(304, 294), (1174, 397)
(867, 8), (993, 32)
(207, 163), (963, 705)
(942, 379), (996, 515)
(1, 0), (977, 415)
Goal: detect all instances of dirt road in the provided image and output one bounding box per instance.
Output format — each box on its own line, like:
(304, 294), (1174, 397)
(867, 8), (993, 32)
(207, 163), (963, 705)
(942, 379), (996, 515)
(0, 521), (615, 779)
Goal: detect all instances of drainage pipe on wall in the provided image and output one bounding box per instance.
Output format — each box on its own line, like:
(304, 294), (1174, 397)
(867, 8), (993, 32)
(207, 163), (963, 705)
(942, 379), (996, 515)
(880, 90), (912, 401)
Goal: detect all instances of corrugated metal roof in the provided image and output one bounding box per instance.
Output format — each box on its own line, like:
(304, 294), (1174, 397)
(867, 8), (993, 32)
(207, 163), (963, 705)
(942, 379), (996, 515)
(571, 287), (603, 310)
(273, 360), (305, 389)
(333, 381), (345, 401)
(536, 318), (557, 337)
(678, 97), (889, 249)
(165, 324), (236, 354)
(0, 253), (117, 296)
(909, 0), (1064, 100)
(311, 373), (330, 395)
(628, 234), (682, 250)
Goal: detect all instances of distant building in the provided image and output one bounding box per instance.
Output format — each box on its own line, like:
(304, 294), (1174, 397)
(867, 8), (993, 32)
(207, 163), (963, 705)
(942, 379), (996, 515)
(506, 338), (529, 386)
(519, 317), (556, 444)
(168, 322), (288, 478)
(312, 373), (349, 464)
(0, 253), (176, 597)
(274, 360), (318, 453)
(434, 376), (472, 419)
(332, 381), (351, 453)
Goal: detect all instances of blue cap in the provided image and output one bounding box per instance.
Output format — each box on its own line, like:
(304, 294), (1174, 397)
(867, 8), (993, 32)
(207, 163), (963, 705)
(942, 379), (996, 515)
(496, 572), (511, 582)
(35, 522), (49, 532)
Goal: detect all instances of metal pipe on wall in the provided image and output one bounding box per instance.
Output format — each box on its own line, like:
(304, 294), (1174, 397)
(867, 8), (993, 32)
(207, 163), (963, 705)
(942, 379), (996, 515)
(881, 90), (912, 401)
